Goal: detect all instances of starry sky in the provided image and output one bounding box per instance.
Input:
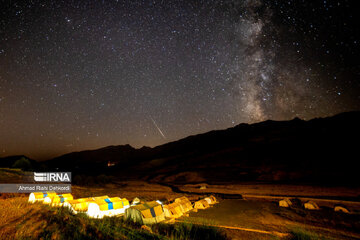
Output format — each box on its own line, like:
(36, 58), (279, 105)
(1, 0), (359, 160)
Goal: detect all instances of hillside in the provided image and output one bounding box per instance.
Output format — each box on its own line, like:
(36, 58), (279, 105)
(3, 111), (358, 184)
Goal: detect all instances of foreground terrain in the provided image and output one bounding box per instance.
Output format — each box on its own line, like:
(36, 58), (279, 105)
(1, 176), (360, 240)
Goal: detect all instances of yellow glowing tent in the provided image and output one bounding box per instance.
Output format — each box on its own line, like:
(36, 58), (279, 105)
(163, 202), (183, 219)
(63, 195), (110, 214)
(125, 201), (165, 225)
(87, 197), (130, 218)
(204, 195), (217, 205)
(194, 199), (210, 209)
(44, 193), (73, 206)
(64, 198), (90, 213)
(304, 201), (320, 210)
(174, 196), (193, 213)
(28, 191), (57, 203)
(279, 198), (292, 208)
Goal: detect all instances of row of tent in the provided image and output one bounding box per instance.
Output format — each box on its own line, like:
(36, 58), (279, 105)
(28, 191), (217, 224)
(29, 192), (130, 218)
(279, 198), (351, 213)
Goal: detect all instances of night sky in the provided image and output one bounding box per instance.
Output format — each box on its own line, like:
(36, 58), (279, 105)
(1, 0), (359, 160)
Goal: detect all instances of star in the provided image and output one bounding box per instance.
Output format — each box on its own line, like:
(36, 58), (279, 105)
(0, 0), (358, 160)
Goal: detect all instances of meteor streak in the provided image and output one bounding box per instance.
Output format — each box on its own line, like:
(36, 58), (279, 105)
(150, 116), (166, 139)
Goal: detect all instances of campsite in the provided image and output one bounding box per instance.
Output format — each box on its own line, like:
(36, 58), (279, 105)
(1, 167), (360, 240)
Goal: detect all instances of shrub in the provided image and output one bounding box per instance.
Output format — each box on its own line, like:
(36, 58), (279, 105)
(96, 174), (110, 184)
(12, 157), (32, 171)
(73, 175), (85, 185)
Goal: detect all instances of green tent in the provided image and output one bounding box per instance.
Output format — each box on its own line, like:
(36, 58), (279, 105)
(125, 201), (165, 225)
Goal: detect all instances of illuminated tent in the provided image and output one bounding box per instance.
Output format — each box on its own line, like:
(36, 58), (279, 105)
(44, 193), (73, 206)
(174, 196), (193, 213)
(87, 197), (130, 218)
(125, 201), (165, 225)
(334, 205), (350, 213)
(204, 195), (217, 205)
(163, 202), (183, 219)
(64, 195), (110, 214)
(28, 191), (57, 203)
(304, 201), (320, 210)
(131, 197), (142, 206)
(194, 199), (209, 210)
(279, 198), (292, 208)
(156, 198), (169, 206)
(63, 198), (91, 214)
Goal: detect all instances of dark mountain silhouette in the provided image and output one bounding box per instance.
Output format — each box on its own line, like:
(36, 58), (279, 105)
(3, 111), (360, 185)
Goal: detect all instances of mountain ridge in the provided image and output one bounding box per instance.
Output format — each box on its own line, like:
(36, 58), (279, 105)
(45, 111), (360, 184)
(2, 111), (359, 184)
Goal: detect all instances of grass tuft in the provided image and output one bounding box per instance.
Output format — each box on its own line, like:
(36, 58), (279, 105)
(289, 227), (330, 240)
(152, 222), (229, 240)
(35, 206), (159, 240)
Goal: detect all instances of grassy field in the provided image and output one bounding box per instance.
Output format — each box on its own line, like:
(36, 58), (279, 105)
(0, 196), (228, 240)
(2, 196), (359, 239)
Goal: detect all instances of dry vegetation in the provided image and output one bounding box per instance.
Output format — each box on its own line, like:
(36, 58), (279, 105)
(0, 196), (46, 239)
(0, 197), (228, 240)
(2, 195), (359, 240)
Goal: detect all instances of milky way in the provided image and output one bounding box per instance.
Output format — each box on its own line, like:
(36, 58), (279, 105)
(0, 0), (359, 159)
